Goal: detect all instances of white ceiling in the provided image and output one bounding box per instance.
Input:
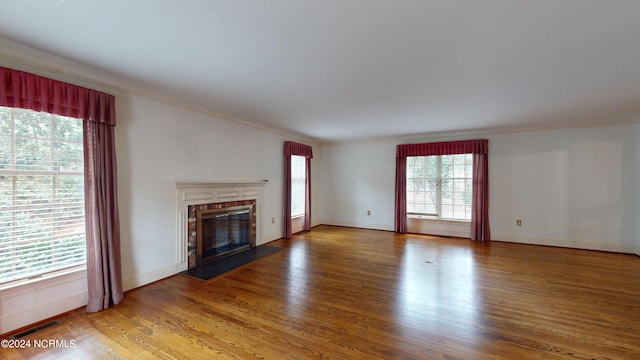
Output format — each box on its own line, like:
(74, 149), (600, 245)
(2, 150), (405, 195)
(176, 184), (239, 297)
(1, 0), (640, 142)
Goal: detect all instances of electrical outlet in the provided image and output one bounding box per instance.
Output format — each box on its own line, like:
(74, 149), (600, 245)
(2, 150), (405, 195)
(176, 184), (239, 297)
(516, 219), (522, 226)
(367, 210), (371, 216)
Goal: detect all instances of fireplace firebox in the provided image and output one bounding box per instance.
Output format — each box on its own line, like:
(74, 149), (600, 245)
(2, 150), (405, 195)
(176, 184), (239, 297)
(196, 205), (254, 267)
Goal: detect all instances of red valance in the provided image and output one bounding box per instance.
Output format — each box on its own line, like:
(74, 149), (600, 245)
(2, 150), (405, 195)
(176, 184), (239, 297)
(396, 139), (488, 157)
(0, 67), (116, 125)
(284, 141), (313, 158)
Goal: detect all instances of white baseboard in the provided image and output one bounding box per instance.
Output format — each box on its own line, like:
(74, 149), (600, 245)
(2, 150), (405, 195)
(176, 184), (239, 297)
(122, 264), (182, 292)
(313, 223), (637, 255)
(321, 219), (394, 231)
(257, 234), (276, 245)
(493, 233), (637, 254)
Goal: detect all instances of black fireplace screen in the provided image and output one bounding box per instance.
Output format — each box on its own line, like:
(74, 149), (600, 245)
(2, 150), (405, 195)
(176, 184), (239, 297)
(200, 209), (251, 260)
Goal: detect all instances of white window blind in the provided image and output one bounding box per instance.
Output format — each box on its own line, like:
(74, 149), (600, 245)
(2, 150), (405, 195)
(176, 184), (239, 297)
(407, 154), (473, 221)
(0, 106), (86, 285)
(291, 155), (306, 217)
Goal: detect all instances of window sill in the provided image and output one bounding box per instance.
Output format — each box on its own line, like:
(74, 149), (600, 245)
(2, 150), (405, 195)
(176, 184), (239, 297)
(0, 266), (87, 295)
(407, 215), (470, 224)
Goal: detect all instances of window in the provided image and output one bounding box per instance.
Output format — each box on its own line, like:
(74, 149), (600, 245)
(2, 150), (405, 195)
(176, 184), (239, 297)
(406, 154), (472, 221)
(290, 155), (306, 217)
(0, 106), (85, 285)
(284, 141), (312, 238)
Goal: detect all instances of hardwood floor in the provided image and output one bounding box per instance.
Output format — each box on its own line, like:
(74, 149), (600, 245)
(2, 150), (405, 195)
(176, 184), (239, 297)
(2, 225), (640, 359)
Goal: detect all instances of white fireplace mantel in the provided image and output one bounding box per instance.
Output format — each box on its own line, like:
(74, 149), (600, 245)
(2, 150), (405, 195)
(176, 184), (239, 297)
(171, 180), (267, 272)
(171, 180), (268, 188)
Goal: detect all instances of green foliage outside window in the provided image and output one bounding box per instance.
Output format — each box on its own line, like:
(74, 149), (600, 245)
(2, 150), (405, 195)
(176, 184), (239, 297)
(407, 154), (472, 221)
(0, 107), (85, 285)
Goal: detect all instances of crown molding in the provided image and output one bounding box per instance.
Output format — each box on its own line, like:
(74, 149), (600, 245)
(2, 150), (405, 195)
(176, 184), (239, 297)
(0, 38), (123, 95)
(0, 38), (320, 146)
(319, 115), (640, 146)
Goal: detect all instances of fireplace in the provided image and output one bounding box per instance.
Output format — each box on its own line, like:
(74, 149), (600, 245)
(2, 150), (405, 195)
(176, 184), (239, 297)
(187, 200), (257, 269)
(196, 205), (254, 266)
(172, 181), (266, 272)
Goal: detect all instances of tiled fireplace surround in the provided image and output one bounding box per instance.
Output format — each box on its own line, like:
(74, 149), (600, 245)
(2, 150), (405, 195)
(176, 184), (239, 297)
(172, 181), (267, 271)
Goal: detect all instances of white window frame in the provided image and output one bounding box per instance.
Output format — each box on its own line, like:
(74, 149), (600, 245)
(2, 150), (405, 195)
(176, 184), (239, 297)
(290, 155), (306, 218)
(406, 154), (472, 222)
(0, 106), (86, 287)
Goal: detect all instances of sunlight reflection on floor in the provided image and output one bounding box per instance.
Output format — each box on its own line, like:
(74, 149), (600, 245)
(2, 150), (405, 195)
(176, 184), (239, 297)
(396, 239), (481, 341)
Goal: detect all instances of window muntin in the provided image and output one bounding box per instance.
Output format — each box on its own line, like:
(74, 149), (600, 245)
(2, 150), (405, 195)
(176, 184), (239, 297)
(0, 106), (85, 285)
(290, 155), (306, 217)
(407, 154), (472, 221)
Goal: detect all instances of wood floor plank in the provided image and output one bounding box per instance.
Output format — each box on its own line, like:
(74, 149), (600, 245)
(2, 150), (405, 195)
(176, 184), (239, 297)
(2, 225), (639, 359)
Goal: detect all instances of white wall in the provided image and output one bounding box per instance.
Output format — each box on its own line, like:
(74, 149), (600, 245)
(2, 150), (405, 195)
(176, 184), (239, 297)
(320, 141), (397, 230)
(117, 93), (322, 288)
(636, 125), (640, 256)
(320, 123), (639, 254)
(117, 94), (294, 288)
(0, 270), (88, 336)
(490, 125), (637, 253)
